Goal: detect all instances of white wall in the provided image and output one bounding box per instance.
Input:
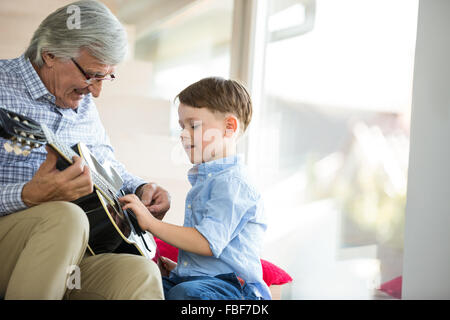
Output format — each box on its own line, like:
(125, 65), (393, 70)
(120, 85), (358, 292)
(402, 0), (450, 299)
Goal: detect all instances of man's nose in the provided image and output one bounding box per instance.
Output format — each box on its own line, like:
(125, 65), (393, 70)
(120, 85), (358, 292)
(87, 81), (103, 98)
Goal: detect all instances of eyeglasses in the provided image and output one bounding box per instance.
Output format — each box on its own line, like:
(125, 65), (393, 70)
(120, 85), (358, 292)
(71, 58), (116, 85)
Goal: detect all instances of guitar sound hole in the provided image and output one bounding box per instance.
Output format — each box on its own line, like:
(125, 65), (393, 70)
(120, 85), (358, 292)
(107, 203), (131, 238)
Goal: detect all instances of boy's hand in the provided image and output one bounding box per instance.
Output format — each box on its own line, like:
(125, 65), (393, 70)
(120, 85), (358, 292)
(158, 256), (177, 277)
(119, 194), (154, 231)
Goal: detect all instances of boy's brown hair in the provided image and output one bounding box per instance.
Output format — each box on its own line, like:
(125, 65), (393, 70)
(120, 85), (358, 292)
(176, 77), (253, 133)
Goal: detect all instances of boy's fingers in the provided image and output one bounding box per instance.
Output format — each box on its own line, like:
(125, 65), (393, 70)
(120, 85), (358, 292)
(121, 203), (136, 211)
(158, 256), (166, 264)
(159, 256), (168, 263)
(119, 194), (138, 204)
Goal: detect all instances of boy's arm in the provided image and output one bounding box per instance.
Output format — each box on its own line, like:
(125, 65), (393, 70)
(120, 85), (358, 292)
(119, 194), (212, 256)
(150, 219), (213, 256)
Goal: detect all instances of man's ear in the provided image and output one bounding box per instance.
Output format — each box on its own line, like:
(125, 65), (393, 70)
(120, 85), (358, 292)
(224, 115), (239, 137)
(41, 52), (57, 68)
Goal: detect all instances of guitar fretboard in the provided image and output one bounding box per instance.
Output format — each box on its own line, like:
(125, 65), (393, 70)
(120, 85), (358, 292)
(41, 124), (120, 203)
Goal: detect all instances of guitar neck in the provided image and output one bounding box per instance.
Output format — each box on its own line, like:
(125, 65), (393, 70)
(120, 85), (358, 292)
(41, 124), (120, 202)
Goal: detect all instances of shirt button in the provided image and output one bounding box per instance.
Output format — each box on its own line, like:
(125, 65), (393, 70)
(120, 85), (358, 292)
(183, 261), (188, 266)
(187, 204), (191, 209)
(208, 173), (212, 177)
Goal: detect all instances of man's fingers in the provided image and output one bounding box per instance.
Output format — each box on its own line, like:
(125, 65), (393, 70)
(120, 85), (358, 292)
(58, 155), (87, 181)
(63, 167), (94, 199)
(76, 165), (93, 193)
(148, 192), (170, 211)
(148, 203), (162, 213)
(39, 145), (59, 171)
(141, 183), (157, 205)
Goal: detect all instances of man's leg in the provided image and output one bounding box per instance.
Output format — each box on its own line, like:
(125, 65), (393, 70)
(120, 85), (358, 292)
(0, 201), (89, 299)
(66, 253), (164, 300)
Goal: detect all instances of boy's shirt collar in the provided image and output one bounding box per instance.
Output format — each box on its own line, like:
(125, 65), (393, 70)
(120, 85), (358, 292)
(187, 154), (243, 186)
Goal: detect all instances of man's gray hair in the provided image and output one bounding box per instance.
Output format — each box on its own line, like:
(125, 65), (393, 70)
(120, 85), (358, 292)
(25, 0), (127, 67)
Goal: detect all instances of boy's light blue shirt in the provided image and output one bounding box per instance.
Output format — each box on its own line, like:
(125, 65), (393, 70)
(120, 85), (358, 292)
(171, 154), (271, 300)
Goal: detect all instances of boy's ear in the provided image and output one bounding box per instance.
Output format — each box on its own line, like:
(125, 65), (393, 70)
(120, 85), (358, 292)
(224, 115), (238, 137)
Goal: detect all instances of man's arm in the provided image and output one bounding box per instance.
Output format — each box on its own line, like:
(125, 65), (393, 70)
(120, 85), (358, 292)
(0, 183), (28, 217)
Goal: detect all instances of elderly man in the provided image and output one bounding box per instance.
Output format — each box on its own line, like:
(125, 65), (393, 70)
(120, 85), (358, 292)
(0, 1), (167, 299)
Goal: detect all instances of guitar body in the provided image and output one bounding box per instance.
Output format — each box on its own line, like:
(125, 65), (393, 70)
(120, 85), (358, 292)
(72, 190), (128, 255)
(57, 143), (156, 260)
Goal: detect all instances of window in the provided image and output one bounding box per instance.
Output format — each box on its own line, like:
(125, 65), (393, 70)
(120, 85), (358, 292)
(122, 0), (234, 137)
(251, 0), (419, 299)
(116, 0), (233, 135)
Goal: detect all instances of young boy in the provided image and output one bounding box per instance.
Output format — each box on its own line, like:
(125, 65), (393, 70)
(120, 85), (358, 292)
(120, 77), (271, 300)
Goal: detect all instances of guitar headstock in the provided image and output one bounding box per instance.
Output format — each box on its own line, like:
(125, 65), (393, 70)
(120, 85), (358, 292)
(0, 107), (47, 156)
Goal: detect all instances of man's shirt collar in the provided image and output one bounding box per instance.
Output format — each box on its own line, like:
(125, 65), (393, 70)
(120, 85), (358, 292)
(17, 55), (53, 102)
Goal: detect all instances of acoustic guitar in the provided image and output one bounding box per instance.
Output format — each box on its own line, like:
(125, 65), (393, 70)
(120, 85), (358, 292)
(0, 107), (156, 260)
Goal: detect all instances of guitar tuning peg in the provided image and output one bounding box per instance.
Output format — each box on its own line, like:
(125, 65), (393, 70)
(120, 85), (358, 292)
(22, 149), (31, 156)
(3, 142), (13, 153)
(20, 131), (26, 137)
(13, 116), (20, 121)
(13, 144), (23, 155)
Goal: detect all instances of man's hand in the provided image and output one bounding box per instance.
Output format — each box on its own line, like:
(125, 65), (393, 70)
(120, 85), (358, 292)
(135, 183), (171, 220)
(21, 145), (93, 207)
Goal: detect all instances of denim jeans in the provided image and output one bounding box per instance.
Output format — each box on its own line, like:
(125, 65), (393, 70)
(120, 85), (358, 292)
(162, 273), (261, 300)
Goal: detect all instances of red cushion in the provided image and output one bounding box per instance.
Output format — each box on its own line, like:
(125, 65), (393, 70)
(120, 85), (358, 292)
(260, 258), (292, 286)
(153, 237), (179, 262)
(379, 276), (402, 299)
(153, 237), (292, 287)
